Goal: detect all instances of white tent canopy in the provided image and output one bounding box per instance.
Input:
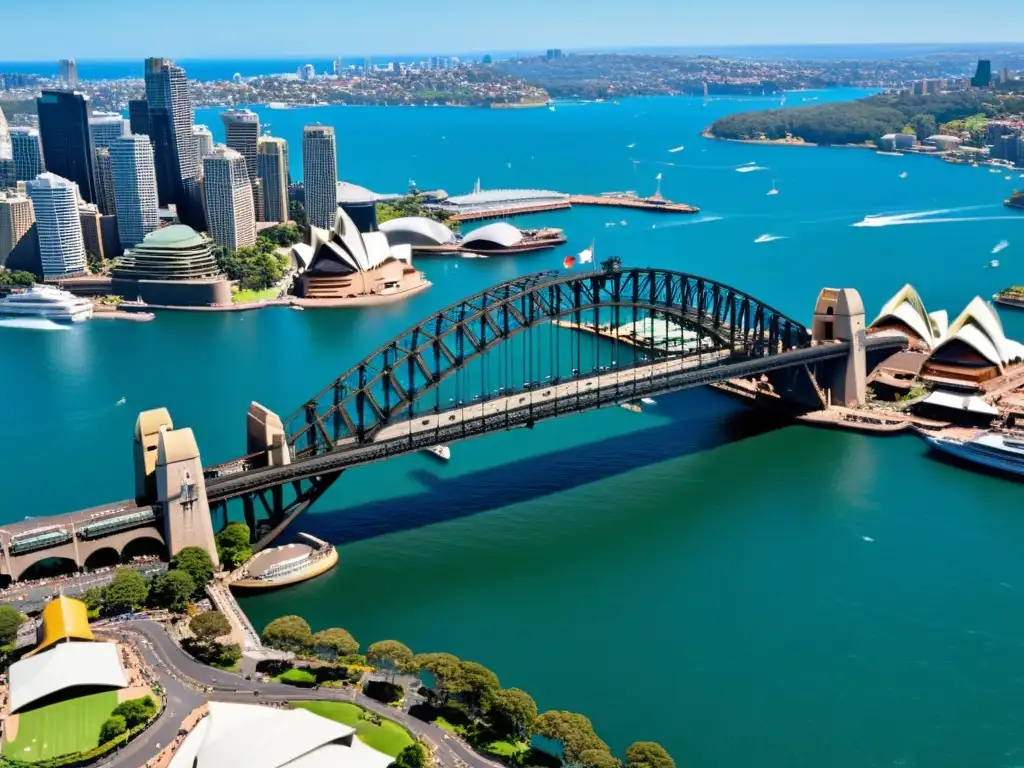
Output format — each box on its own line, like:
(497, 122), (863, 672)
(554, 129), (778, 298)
(8, 642), (128, 713)
(169, 702), (394, 768)
(922, 390), (999, 416)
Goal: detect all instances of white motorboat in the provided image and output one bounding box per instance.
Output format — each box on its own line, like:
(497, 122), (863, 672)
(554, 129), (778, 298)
(424, 445), (451, 461)
(0, 285), (93, 322)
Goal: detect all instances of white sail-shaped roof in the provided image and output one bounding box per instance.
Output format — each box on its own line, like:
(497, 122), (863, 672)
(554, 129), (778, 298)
(930, 296), (1023, 370)
(870, 284), (940, 348)
(362, 231), (394, 269)
(462, 222), (524, 248)
(169, 702), (393, 768)
(379, 216), (457, 246)
(9, 642), (128, 713)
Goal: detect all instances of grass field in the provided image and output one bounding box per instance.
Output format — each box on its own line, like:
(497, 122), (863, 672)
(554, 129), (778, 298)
(232, 288), (279, 303)
(290, 701), (413, 757)
(4, 691), (118, 762)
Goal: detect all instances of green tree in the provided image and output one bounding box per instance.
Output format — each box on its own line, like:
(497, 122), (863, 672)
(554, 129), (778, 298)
(149, 570), (196, 613)
(261, 222), (303, 247)
(392, 742), (430, 768)
(170, 546), (215, 597)
(367, 640), (414, 681)
(262, 615), (313, 651)
(534, 711), (610, 765)
(190, 611), (232, 643)
(0, 606), (25, 648)
(216, 522), (253, 570)
(910, 113), (937, 140)
(581, 751), (622, 768)
(411, 652), (462, 704)
(111, 696), (157, 728)
(98, 715), (127, 744)
(625, 742), (675, 768)
(486, 688), (537, 742)
(0, 270), (36, 287)
(311, 627), (359, 660)
(289, 200), (308, 232)
(453, 660), (499, 717)
(82, 586), (104, 611)
(104, 568), (150, 614)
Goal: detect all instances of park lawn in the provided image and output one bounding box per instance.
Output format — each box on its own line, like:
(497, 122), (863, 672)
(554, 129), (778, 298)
(232, 288), (278, 303)
(484, 739), (529, 757)
(290, 701), (413, 757)
(4, 691), (118, 762)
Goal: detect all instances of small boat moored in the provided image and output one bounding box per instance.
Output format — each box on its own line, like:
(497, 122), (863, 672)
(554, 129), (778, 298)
(424, 444), (451, 461)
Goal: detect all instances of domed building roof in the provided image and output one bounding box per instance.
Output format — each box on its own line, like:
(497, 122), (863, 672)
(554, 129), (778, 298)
(379, 216), (457, 247)
(461, 222), (524, 250)
(141, 224), (207, 250)
(335, 181), (380, 204)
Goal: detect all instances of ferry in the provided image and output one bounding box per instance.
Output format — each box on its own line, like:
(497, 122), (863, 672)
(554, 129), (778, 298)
(925, 431), (1024, 478)
(424, 444), (451, 461)
(0, 285), (93, 322)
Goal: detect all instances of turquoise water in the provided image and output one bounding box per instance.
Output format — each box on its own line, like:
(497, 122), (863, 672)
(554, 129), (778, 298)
(5, 90), (1024, 766)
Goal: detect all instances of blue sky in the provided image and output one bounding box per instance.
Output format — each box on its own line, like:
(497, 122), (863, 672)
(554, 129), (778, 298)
(5, 0), (1024, 60)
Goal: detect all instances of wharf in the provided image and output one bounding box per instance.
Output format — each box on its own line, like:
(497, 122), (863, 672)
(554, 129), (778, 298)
(447, 193), (699, 223)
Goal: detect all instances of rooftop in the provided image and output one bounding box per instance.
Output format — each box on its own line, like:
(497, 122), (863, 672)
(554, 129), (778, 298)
(139, 224), (207, 250)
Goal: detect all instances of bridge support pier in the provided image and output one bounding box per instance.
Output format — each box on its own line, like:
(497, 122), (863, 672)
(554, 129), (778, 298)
(246, 402), (292, 468)
(811, 288), (866, 407)
(154, 421), (220, 568)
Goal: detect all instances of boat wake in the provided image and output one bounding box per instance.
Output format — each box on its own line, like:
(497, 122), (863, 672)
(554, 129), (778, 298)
(754, 234), (786, 243)
(668, 145), (685, 153)
(0, 318), (73, 332)
(460, 252), (489, 259)
(993, 240), (1010, 255)
(853, 206), (1007, 228)
(735, 165), (768, 173)
(650, 215), (724, 231)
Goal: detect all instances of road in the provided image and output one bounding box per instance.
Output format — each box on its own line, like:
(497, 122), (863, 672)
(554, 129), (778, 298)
(108, 621), (500, 768)
(0, 564), (166, 615)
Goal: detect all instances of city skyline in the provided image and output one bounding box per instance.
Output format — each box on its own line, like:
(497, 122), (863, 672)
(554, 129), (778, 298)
(3, 0), (1024, 60)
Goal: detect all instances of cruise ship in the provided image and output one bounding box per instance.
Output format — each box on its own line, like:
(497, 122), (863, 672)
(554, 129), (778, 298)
(925, 431), (1024, 478)
(0, 285), (93, 322)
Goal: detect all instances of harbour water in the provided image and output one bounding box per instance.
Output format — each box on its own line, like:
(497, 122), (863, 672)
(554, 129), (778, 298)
(4, 90), (1024, 767)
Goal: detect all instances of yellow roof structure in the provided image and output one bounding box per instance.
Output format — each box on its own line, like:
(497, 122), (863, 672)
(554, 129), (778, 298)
(33, 596), (94, 654)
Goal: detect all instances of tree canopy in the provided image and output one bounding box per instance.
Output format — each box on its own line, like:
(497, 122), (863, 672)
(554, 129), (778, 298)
(486, 688), (538, 742)
(0, 270), (36, 287)
(262, 615), (313, 651)
(0, 606), (25, 649)
(104, 568), (149, 613)
(311, 627), (360, 660)
(98, 715), (127, 745)
(453, 660), (500, 716)
(534, 711), (610, 765)
(215, 522), (253, 570)
(170, 546), (215, 596)
(215, 238), (291, 292)
(368, 640), (414, 678)
(190, 610), (232, 643)
(412, 652), (463, 704)
(150, 570), (195, 613)
(111, 696), (157, 728)
(392, 742), (430, 768)
(625, 742), (675, 768)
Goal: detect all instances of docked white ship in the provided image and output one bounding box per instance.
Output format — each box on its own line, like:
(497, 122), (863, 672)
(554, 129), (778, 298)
(926, 431), (1024, 478)
(0, 285), (93, 322)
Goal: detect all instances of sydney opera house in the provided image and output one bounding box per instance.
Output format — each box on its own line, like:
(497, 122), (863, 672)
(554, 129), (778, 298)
(867, 284), (1024, 395)
(295, 205), (428, 305)
(380, 218), (566, 254)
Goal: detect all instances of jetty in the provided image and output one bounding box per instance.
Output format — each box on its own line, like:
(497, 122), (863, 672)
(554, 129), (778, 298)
(446, 192), (698, 223)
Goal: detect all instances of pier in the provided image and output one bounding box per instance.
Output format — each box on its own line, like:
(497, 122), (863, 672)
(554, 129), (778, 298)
(446, 193), (699, 223)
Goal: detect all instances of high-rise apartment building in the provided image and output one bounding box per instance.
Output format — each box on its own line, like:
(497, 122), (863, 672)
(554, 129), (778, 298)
(145, 58), (202, 227)
(302, 125), (337, 230)
(193, 125), (214, 162)
(257, 136), (289, 223)
(972, 59), (992, 88)
(26, 173), (86, 278)
(94, 147), (117, 216)
(202, 146), (255, 251)
(0, 192), (36, 268)
(78, 202), (104, 259)
(59, 59), (79, 87)
(221, 109), (262, 220)
(128, 99), (150, 138)
(110, 134), (159, 249)
(36, 90), (97, 204)
(89, 112), (129, 149)
(10, 127), (45, 183)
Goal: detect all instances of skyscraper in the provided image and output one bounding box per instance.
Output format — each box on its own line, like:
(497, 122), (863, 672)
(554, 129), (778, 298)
(26, 173), (86, 278)
(221, 109), (259, 183)
(10, 127), (45, 183)
(0, 105), (11, 163)
(89, 112), (129, 149)
(258, 136), (289, 223)
(193, 125), (214, 162)
(128, 99), (150, 138)
(144, 57), (202, 227)
(202, 146), (255, 251)
(972, 59), (992, 89)
(0, 192), (36, 269)
(59, 59), (78, 87)
(36, 90), (97, 204)
(111, 135), (159, 248)
(94, 147), (117, 216)
(302, 125), (337, 230)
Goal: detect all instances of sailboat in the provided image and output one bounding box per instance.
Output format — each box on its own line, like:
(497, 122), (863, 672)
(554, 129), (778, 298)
(766, 180), (779, 196)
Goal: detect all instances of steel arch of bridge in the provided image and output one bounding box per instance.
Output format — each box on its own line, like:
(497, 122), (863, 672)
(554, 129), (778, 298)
(286, 267), (810, 456)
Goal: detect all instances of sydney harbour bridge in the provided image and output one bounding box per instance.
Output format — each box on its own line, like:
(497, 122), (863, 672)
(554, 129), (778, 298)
(0, 267), (905, 581)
